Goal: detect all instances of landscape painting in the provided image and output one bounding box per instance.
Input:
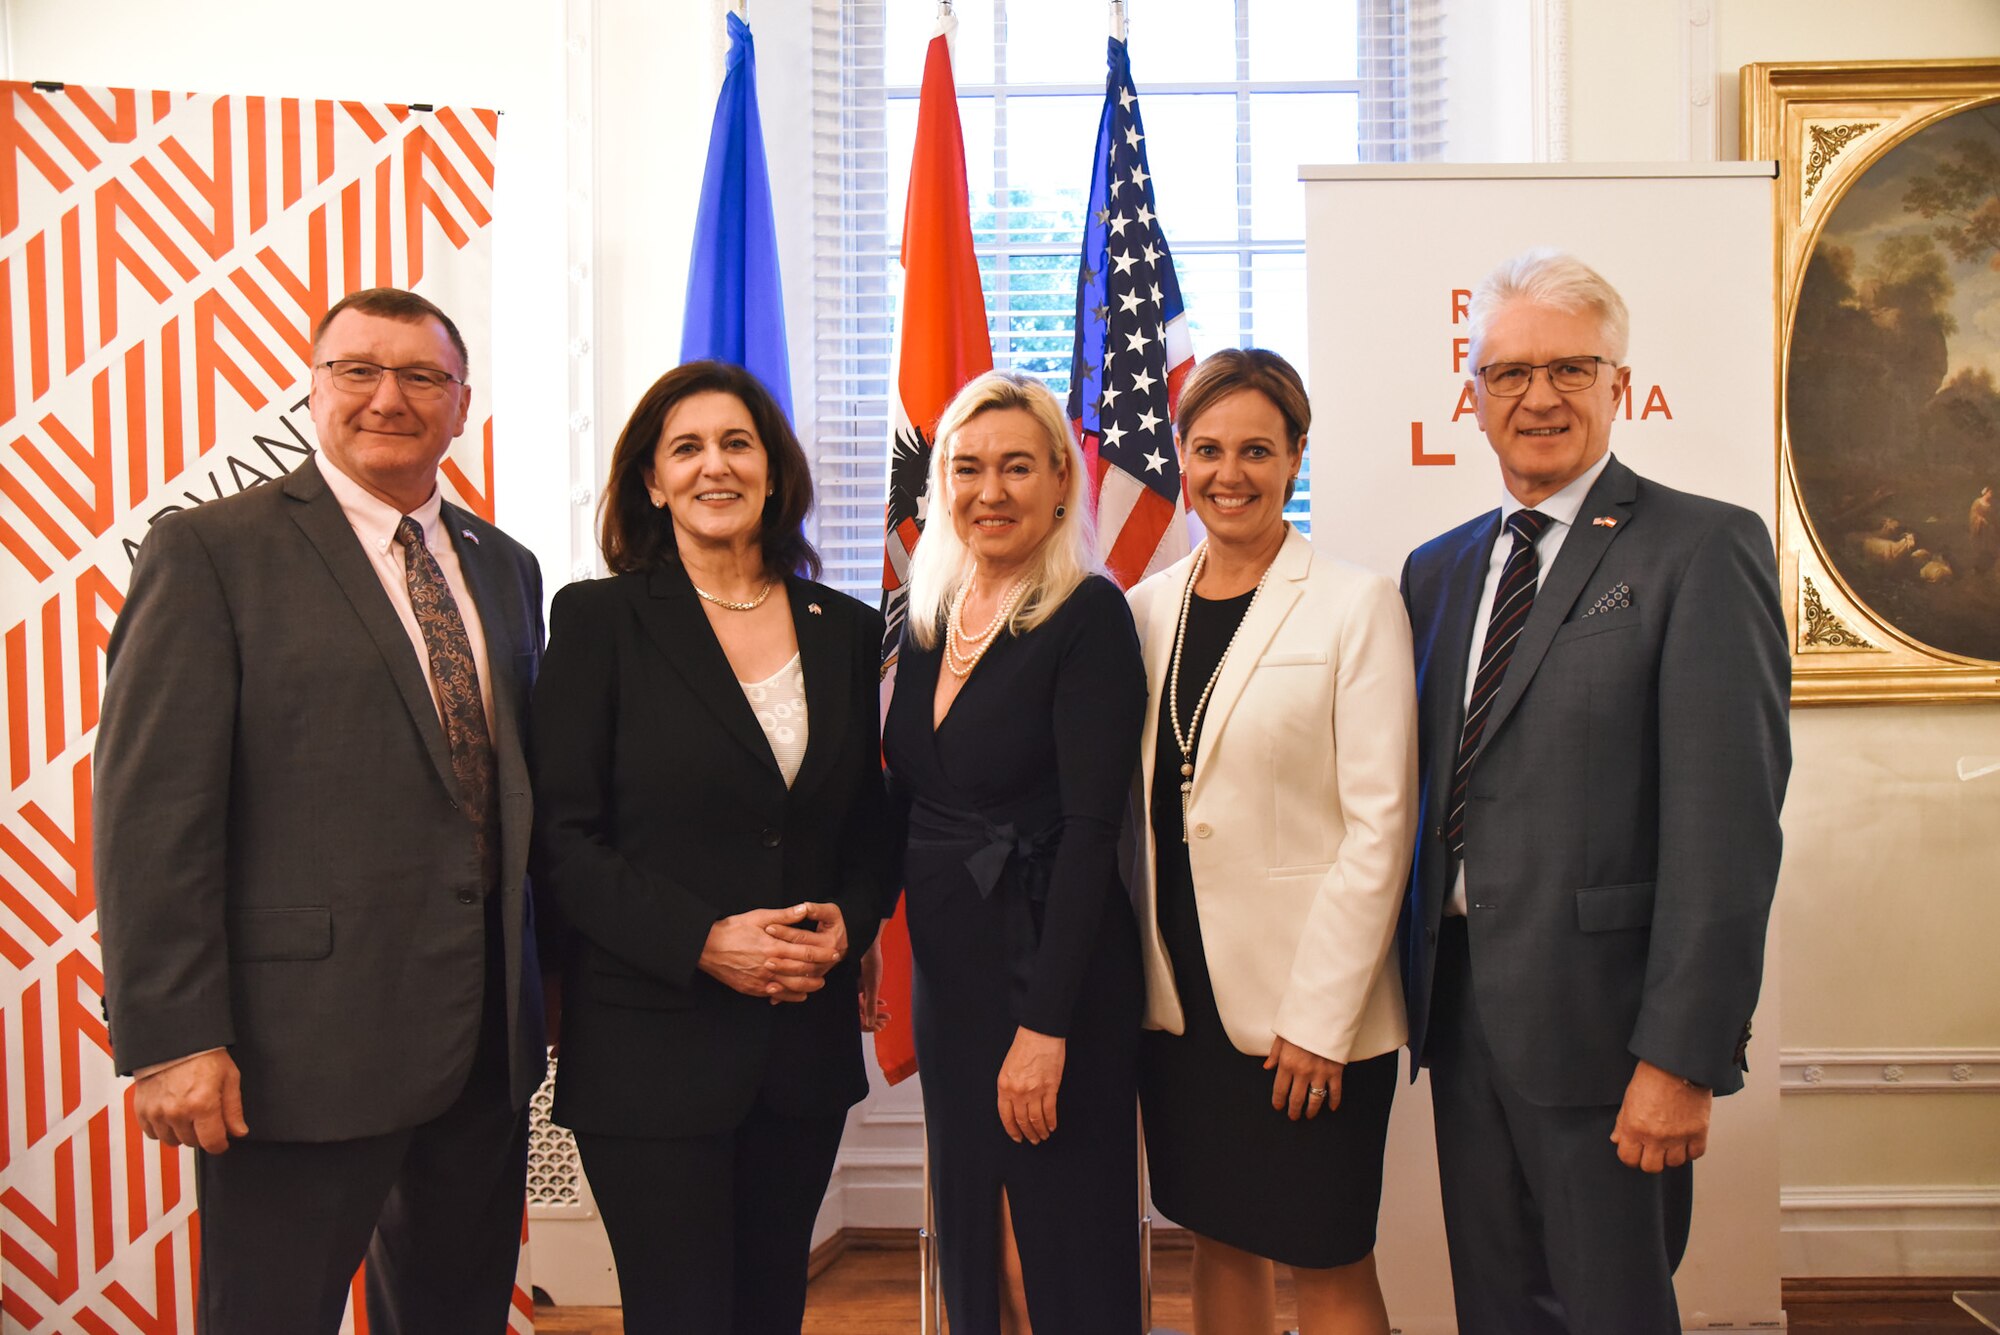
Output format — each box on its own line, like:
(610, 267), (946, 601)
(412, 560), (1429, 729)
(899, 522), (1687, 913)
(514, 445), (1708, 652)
(1788, 101), (2000, 664)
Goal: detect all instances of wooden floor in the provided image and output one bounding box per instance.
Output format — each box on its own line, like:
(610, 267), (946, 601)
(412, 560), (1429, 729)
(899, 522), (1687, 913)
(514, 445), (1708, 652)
(534, 1242), (1994, 1333)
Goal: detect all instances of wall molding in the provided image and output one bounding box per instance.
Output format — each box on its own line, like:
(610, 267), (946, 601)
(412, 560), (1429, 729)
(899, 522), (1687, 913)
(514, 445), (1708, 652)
(1780, 1047), (2000, 1095)
(1528, 0), (1569, 161)
(1781, 1185), (2000, 1277)
(1679, 0), (1718, 161)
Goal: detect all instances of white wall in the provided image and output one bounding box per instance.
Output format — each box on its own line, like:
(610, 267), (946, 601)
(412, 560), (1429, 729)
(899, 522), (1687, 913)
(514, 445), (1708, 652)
(1563, 0), (2000, 1280)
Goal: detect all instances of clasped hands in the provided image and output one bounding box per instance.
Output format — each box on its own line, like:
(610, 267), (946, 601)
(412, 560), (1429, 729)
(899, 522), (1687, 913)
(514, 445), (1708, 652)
(700, 901), (849, 1004)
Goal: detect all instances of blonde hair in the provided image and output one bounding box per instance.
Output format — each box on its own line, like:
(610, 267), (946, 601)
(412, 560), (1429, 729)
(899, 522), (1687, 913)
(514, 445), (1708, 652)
(1468, 247), (1631, 365)
(906, 370), (1100, 650)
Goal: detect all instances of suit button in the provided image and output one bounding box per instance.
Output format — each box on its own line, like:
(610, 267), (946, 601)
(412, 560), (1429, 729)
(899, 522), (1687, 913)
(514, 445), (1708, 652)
(456, 890), (478, 905)
(759, 828), (782, 848)
(1192, 823), (1212, 839)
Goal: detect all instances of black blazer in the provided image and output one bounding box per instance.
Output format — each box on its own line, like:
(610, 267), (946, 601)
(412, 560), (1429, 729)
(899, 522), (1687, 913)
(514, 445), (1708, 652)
(95, 457), (548, 1140)
(530, 563), (897, 1139)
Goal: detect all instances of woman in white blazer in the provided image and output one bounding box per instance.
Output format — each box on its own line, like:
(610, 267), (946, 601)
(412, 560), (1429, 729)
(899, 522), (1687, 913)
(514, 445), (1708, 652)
(1128, 349), (1418, 1335)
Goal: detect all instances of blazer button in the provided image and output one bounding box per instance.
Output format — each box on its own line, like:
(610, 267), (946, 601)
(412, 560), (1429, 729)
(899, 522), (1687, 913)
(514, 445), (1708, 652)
(456, 890), (478, 905)
(759, 828), (782, 848)
(1192, 822), (1212, 839)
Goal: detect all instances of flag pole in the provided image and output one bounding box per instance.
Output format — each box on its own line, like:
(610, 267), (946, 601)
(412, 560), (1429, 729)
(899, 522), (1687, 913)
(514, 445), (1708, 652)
(1110, 0), (1126, 42)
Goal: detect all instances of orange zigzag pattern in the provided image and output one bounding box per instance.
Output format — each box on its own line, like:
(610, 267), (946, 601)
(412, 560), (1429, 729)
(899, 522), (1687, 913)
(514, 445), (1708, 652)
(3, 85), (518, 1335)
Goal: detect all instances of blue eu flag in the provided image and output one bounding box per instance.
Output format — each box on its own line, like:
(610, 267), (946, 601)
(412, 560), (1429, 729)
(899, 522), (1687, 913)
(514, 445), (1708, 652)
(681, 11), (791, 417)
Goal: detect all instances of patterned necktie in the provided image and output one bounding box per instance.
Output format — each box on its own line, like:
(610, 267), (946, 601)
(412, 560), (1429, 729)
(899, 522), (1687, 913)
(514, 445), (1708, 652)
(1446, 508), (1553, 861)
(397, 517), (498, 882)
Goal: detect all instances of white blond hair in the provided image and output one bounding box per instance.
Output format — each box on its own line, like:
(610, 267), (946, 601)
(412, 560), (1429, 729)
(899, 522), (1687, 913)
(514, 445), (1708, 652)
(906, 369), (1100, 650)
(1468, 247), (1631, 366)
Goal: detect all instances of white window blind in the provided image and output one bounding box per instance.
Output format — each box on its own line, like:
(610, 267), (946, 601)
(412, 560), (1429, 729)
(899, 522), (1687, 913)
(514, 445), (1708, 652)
(809, 0), (1447, 603)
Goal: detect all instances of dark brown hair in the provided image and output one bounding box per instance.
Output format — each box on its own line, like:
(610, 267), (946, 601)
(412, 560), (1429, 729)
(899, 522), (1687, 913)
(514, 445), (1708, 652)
(313, 288), (469, 376)
(598, 361), (821, 579)
(1174, 347), (1312, 502)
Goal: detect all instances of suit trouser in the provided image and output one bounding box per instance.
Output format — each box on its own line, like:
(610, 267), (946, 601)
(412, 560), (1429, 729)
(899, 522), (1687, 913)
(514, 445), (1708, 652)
(573, 1099), (848, 1335)
(193, 909), (529, 1335)
(1428, 917), (1691, 1335)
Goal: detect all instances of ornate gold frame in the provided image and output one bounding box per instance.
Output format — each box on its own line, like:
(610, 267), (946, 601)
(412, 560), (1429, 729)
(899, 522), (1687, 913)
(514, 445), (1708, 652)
(1743, 60), (2000, 704)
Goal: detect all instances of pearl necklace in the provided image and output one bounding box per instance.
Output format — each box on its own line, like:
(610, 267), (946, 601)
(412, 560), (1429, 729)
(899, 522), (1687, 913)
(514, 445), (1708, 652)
(945, 576), (1029, 678)
(1167, 540), (1274, 843)
(691, 579), (775, 612)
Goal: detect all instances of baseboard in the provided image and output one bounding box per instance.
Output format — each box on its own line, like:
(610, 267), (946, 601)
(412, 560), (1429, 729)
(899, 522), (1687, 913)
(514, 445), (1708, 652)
(1780, 1185), (2000, 1277)
(806, 1231), (846, 1281)
(1782, 1275), (1999, 1303)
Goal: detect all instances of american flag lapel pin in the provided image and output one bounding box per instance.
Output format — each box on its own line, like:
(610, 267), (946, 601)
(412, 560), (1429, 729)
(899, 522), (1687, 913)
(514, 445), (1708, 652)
(460, 528), (480, 545)
(808, 603), (822, 615)
(1592, 516), (1619, 528)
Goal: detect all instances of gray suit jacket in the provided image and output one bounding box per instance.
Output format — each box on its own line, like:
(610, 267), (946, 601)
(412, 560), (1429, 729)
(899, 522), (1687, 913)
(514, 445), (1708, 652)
(1398, 455), (1790, 1105)
(95, 456), (547, 1141)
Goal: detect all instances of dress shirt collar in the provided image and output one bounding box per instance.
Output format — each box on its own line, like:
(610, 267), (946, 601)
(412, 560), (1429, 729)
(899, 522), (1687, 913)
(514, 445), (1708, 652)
(317, 453), (446, 557)
(1496, 450), (1611, 537)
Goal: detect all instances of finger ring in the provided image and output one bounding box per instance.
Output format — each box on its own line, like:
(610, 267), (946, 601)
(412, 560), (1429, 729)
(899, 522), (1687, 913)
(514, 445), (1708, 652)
(1307, 1085), (1327, 1099)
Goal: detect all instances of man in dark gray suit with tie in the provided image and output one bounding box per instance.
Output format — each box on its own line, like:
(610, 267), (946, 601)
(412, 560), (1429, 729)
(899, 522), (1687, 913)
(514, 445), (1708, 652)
(94, 287), (547, 1333)
(1398, 249), (1790, 1334)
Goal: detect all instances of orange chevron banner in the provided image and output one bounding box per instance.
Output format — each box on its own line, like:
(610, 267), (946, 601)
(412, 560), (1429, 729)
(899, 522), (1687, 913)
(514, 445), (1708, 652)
(0, 82), (530, 1334)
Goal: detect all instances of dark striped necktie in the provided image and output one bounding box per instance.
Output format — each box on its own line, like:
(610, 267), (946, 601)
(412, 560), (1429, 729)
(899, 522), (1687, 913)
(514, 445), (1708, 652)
(397, 516), (498, 883)
(1446, 508), (1553, 861)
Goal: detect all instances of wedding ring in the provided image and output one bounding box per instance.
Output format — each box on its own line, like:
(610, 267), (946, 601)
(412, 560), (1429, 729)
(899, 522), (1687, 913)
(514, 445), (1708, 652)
(1307, 1085), (1328, 1099)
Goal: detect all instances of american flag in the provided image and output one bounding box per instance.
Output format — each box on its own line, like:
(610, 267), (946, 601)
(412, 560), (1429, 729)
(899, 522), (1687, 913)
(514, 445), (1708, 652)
(1068, 33), (1195, 589)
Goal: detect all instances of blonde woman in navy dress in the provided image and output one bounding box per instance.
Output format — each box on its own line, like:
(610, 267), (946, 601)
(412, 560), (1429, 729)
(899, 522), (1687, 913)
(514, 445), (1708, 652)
(1126, 349), (1419, 1335)
(882, 370), (1146, 1334)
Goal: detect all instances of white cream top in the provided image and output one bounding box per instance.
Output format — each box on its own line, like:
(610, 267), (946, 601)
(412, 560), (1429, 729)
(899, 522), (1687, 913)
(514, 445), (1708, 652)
(741, 652), (808, 788)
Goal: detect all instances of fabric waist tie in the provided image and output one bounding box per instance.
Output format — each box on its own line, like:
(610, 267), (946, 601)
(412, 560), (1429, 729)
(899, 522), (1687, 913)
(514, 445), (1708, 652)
(906, 794), (1063, 1007)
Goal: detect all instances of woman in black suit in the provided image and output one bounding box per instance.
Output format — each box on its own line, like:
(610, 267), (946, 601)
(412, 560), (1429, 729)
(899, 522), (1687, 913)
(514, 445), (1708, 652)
(530, 361), (896, 1334)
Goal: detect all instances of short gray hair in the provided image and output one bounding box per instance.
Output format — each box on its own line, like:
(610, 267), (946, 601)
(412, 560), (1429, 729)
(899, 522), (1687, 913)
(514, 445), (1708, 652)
(1467, 248), (1630, 366)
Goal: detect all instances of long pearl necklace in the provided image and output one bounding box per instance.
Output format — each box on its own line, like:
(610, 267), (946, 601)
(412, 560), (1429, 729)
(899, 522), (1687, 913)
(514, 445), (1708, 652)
(1168, 541), (1274, 843)
(945, 576), (1028, 678)
(691, 579), (775, 612)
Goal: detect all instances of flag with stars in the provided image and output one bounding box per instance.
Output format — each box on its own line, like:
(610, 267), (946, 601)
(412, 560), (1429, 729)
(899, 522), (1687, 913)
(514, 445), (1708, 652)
(873, 11), (993, 1088)
(1068, 34), (1196, 589)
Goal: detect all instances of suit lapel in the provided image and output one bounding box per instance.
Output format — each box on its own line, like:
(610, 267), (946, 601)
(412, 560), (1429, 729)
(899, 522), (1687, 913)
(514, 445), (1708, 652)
(282, 459), (457, 797)
(1428, 514), (1499, 771)
(1480, 456), (1638, 749)
(630, 563), (782, 777)
(786, 579), (848, 800)
(1189, 526), (1309, 794)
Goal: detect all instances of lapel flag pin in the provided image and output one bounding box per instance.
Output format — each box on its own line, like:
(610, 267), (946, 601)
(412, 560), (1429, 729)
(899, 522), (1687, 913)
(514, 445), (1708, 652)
(1592, 516), (1619, 528)
(460, 528), (480, 545)
(808, 603), (823, 615)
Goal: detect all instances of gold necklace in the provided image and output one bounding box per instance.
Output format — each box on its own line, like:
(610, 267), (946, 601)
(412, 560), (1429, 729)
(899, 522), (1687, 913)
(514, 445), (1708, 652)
(1167, 541), (1274, 843)
(691, 579), (775, 612)
(945, 577), (1028, 678)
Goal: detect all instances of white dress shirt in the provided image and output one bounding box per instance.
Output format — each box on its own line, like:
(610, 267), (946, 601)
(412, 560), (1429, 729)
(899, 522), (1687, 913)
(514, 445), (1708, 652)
(1447, 451), (1611, 916)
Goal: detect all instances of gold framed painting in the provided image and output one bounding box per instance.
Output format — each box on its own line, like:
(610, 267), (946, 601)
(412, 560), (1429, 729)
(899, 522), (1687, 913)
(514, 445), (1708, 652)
(1744, 59), (2000, 704)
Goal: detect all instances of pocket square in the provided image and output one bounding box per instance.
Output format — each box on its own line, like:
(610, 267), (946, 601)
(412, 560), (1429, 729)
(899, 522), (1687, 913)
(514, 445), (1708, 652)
(1582, 582), (1631, 617)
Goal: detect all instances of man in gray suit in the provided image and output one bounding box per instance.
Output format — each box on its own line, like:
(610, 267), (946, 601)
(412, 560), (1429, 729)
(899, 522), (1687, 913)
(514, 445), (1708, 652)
(1398, 249), (1790, 1333)
(95, 287), (547, 1334)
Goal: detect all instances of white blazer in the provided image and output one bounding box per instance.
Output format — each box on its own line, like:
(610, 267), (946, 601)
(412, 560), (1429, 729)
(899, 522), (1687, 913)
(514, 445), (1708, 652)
(1127, 526), (1419, 1064)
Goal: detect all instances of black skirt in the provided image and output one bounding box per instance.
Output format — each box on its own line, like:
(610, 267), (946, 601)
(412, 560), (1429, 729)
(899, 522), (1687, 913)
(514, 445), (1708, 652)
(1139, 589), (1396, 1271)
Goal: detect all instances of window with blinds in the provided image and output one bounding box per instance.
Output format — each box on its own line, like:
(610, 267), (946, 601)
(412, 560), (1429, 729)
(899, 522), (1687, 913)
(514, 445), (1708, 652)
(808, 0), (1447, 602)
